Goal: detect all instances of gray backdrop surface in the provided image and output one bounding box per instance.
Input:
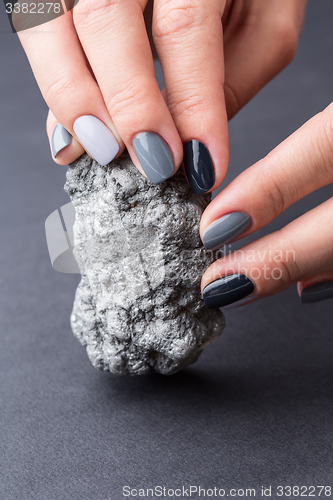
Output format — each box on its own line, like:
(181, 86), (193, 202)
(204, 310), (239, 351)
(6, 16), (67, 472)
(0, 1), (333, 498)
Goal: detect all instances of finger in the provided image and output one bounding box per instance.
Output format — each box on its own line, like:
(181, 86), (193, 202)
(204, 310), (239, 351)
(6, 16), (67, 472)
(152, 0), (229, 194)
(223, 0), (307, 118)
(17, 12), (124, 166)
(201, 197), (333, 308)
(73, 0), (183, 183)
(161, 87), (167, 103)
(200, 103), (333, 250)
(46, 110), (85, 165)
(298, 272), (333, 304)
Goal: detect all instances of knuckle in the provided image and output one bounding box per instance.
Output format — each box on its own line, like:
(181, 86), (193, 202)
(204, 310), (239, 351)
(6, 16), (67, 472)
(277, 258), (295, 285)
(106, 76), (152, 123)
(274, 244), (301, 286)
(167, 90), (210, 121)
(259, 165), (287, 219)
(271, 19), (298, 66)
(153, 0), (207, 39)
(43, 74), (77, 107)
(73, 0), (121, 27)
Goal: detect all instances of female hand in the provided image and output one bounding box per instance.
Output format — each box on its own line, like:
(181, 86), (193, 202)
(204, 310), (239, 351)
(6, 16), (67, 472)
(200, 102), (333, 309)
(15, 0), (306, 192)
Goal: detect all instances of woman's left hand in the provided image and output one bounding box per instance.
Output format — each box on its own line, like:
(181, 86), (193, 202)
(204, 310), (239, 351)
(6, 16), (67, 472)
(200, 103), (333, 309)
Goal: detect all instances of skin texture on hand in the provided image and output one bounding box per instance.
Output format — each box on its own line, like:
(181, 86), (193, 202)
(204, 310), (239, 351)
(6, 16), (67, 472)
(200, 102), (333, 308)
(16, 0), (307, 193)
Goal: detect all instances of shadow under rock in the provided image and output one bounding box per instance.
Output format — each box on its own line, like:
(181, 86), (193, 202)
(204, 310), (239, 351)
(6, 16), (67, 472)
(92, 360), (333, 419)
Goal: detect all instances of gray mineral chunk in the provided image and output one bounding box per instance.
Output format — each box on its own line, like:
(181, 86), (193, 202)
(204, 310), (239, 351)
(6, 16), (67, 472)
(65, 152), (225, 375)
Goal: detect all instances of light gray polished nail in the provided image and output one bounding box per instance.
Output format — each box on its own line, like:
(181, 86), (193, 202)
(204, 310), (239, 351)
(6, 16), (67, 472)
(133, 132), (175, 184)
(202, 212), (251, 251)
(52, 123), (71, 158)
(73, 115), (119, 167)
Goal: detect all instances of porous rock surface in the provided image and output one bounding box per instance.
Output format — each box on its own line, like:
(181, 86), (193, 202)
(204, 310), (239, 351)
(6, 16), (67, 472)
(65, 152), (225, 375)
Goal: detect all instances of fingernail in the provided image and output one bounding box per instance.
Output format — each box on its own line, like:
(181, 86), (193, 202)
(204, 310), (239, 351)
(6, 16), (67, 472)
(73, 115), (119, 166)
(202, 212), (251, 251)
(301, 281), (333, 304)
(203, 274), (254, 309)
(132, 132), (175, 183)
(52, 123), (71, 158)
(183, 140), (215, 194)
(223, 295), (258, 310)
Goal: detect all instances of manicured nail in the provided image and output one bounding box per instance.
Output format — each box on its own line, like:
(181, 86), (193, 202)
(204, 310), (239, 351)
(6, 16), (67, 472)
(203, 274), (254, 309)
(202, 212), (251, 251)
(183, 140), (215, 194)
(301, 281), (333, 304)
(132, 132), (174, 183)
(52, 123), (71, 158)
(223, 295), (258, 310)
(73, 115), (119, 166)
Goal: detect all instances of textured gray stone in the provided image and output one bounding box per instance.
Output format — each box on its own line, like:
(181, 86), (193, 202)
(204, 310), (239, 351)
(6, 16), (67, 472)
(65, 152), (225, 375)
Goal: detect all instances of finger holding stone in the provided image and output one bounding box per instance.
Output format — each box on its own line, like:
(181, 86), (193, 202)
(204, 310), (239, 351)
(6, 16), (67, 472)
(200, 104), (333, 250)
(201, 198), (333, 309)
(47, 110), (85, 165)
(18, 13), (124, 166)
(152, 0), (229, 193)
(72, 0), (183, 183)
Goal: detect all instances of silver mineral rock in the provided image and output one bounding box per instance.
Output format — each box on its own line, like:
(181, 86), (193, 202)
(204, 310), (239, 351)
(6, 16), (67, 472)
(65, 152), (225, 375)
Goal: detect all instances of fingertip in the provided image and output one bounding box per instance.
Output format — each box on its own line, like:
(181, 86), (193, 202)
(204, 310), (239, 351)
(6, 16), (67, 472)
(49, 122), (85, 165)
(51, 123), (72, 157)
(52, 135), (85, 165)
(130, 131), (180, 184)
(298, 273), (333, 303)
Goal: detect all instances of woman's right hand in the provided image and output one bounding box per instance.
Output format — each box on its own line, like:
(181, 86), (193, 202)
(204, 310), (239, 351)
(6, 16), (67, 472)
(15, 0), (306, 192)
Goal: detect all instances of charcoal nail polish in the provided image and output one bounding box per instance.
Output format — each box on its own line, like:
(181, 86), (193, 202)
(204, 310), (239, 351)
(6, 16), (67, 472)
(301, 281), (333, 304)
(203, 274), (254, 309)
(52, 123), (71, 158)
(223, 295), (258, 310)
(183, 140), (215, 194)
(203, 212), (251, 251)
(133, 132), (175, 183)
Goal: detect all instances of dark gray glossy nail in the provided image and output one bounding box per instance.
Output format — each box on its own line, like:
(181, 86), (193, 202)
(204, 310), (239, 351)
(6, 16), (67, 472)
(51, 123), (71, 157)
(203, 274), (254, 309)
(133, 132), (174, 183)
(301, 281), (333, 304)
(202, 212), (251, 251)
(183, 140), (215, 194)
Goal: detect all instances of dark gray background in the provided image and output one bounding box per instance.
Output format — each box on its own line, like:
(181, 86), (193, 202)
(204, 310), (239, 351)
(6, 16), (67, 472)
(1, 1), (333, 499)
